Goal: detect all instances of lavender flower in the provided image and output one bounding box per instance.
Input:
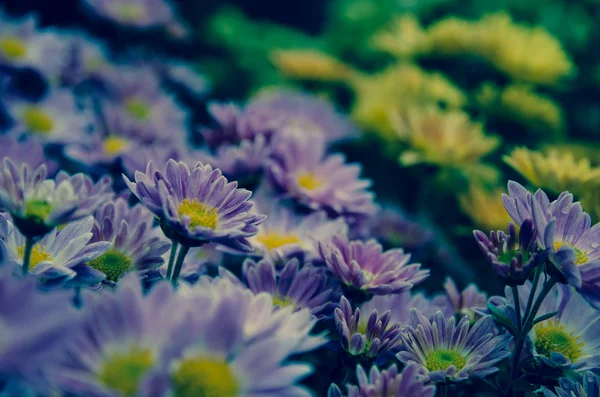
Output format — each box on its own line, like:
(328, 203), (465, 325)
(397, 310), (512, 383)
(334, 296), (403, 358)
(474, 219), (546, 285)
(207, 135), (272, 180)
(0, 159), (113, 238)
(268, 131), (377, 217)
(359, 290), (442, 327)
(542, 372), (600, 397)
(49, 274), (177, 396)
(121, 144), (193, 179)
(124, 159), (265, 250)
(502, 180), (551, 229)
(242, 258), (334, 315)
(0, 134), (58, 175)
(0, 214), (110, 282)
(328, 363), (435, 397)
(88, 198), (170, 283)
(58, 33), (112, 86)
(432, 277), (488, 323)
(318, 235), (429, 295)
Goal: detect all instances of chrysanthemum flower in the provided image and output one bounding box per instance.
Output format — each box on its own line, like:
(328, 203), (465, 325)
(246, 202), (347, 262)
(0, 268), (78, 390)
(328, 363), (435, 397)
(359, 290), (441, 327)
(501, 180), (549, 229)
(0, 159), (113, 238)
(5, 89), (92, 144)
(121, 144), (192, 179)
(58, 34), (112, 86)
(268, 131), (377, 217)
(0, 214), (110, 283)
(542, 372), (599, 397)
(0, 134), (58, 175)
(432, 277), (487, 322)
(270, 49), (356, 83)
(504, 148), (600, 196)
(474, 219), (545, 285)
(49, 274), (177, 396)
(242, 258), (334, 315)
(318, 235), (428, 295)
(207, 135), (272, 180)
(459, 185), (513, 231)
(335, 296), (403, 358)
(88, 198), (170, 283)
(397, 310), (512, 383)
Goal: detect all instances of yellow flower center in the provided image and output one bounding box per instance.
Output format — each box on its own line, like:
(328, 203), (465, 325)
(255, 232), (301, 252)
(272, 295), (295, 308)
(534, 320), (583, 362)
(125, 97), (151, 120)
(554, 241), (588, 265)
(88, 250), (133, 282)
(296, 172), (324, 191)
(98, 346), (154, 397)
(178, 199), (218, 230)
(0, 36), (27, 59)
(103, 136), (131, 155)
(171, 356), (239, 397)
(426, 350), (466, 372)
(24, 199), (53, 224)
(17, 243), (52, 270)
(22, 107), (54, 134)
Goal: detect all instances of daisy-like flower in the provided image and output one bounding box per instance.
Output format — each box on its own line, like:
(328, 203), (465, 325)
(241, 258), (334, 315)
(49, 274), (177, 396)
(0, 268), (79, 390)
(397, 310), (512, 383)
(59, 34), (112, 86)
(0, 134), (58, 175)
(267, 130), (377, 217)
(0, 159), (113, 239)
(245, 202), (347, 262)
(335, 296), (403, 358)
(542, 372), (599, 397)
(459, 184), (514, 231)
(5, 89), (92, 144)
(360, 290), (442, 327)
(328, 363), (435, 397)
(0, 214), (110, 283)
(206, 135), (272, 181)
(318, 235), (429, 295)
(433, 277), (487, 322)
(152, 278), (325, 396)
(121, 144), (192, 179)
(474, 219), (546, 285)
(88, 198), (171, 283)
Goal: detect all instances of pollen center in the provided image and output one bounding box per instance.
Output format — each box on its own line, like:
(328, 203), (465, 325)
(98, 346), (154, 397)
(88, 250), (133, 282)
(103, 136), (131, 155)
(171, 356), (239, 397)
(0, 36), (27, 59)
(534, 320), (583, 362)
(426, 349), (466, 372)
(296, 172), (324, 191)
(178, 199), (219, 230)
(24, 199), (53, 224)
(554, 241), (588, 265)
(272, 295), (295, 308)
(255, 232), (301, 252)
(17, 243), (52, 270)
(22, 107), (54, 134)
(125, 97), (151, 120)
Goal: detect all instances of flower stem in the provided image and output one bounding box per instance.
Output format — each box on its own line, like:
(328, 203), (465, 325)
(523, 277), (556, 331)
(511, 286), (522, 335)
(171, 245), (190, 287)
(21, 236), (34, 276)
(440, 384), (448, 397)
(522, 266), (541, 324)
(166, 240), (179, 281)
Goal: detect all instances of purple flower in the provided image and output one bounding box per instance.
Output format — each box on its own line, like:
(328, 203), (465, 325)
(359, 290), (442, 327)
(88, 198), (171, 283)
(207, 135), (272, 180)
(318, 235), (429, 295)
(49, 274), (177, 396)
(502, 180), (551, 230)
(242, 257), (334, 315)
(123, 159), (265, 250)
(267, 131), (377, 217)
(121, 144), (194, 179)
(245, 201), (347, 262)
(328, 363), (435, 397)
(474, 219), (546, 285)
(0, 134), (58, 175)
(0, 213), (111, 282)
(0, 159), (113, 237)
(5, 88), (92, 144)
(334, 296), (403, 357)
(0, 268), (78, 390)
(58, 33), (112, 86)
(542, 372), (600, 397)
(397, 310), (512, 383)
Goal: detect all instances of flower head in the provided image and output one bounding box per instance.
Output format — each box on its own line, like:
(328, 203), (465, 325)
(359, 290), (442, 327)
(328, 363), (435, 397)
(319, 235), (429, 295)
(433, 277), (488, 322)
(82, 0), (183, 32)
(459, 185), (514, 231)
(0, 134), (58, 175)
(124, 159), (265, 250)
(397, 310), (512, 383)
(542, 372), (599, 397)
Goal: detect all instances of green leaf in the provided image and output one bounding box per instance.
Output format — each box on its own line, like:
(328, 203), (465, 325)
(487, 302), (519, 336)
(533, 311), (559, 325)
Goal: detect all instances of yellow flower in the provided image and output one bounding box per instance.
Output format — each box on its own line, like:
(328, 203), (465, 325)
(392, 106), (500, 170)
(269, 49), (356, 82)
(503, 147), (600, 195)
(475, 83), (564, 135)
(459, 185), (513, 231)
(371, 15), (431, 58)
(427, 17), (474, 55)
